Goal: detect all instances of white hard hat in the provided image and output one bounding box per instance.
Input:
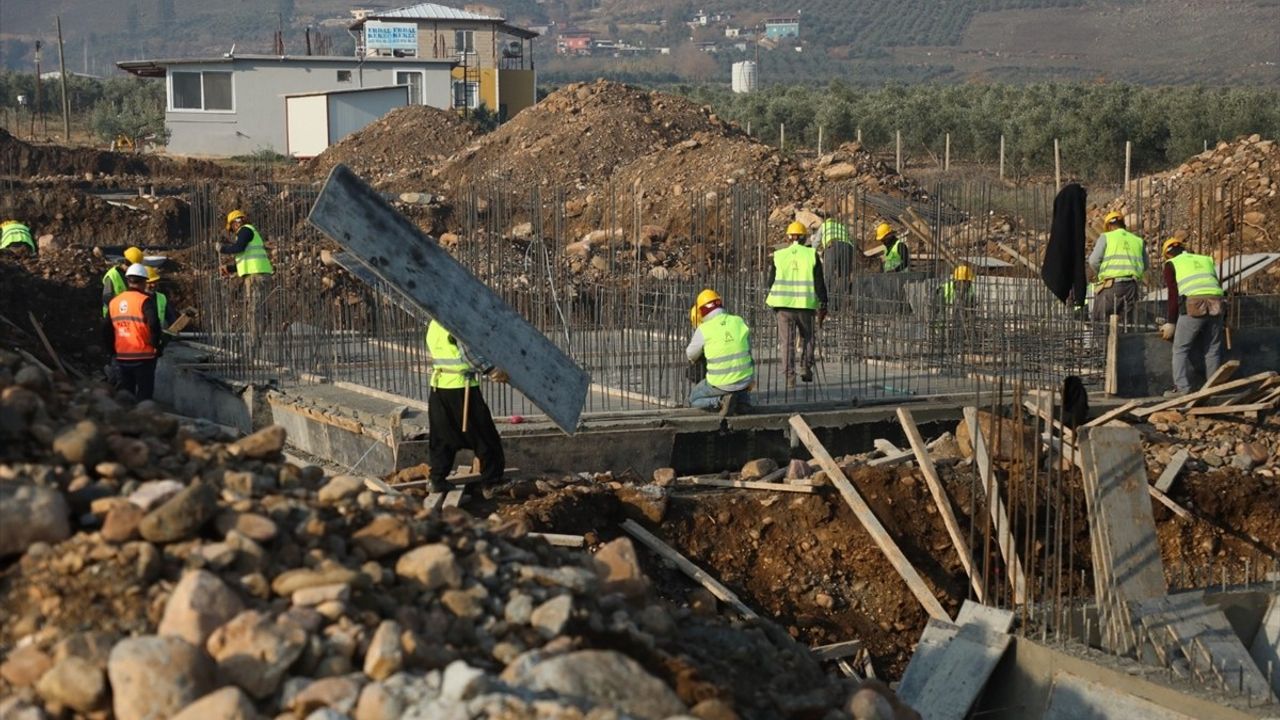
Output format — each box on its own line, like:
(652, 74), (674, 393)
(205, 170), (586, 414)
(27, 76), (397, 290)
(125, 263), (150, 280)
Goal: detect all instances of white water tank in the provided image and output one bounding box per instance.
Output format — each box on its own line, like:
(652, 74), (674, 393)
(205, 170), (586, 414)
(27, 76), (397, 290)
(731, 61), (758, 94)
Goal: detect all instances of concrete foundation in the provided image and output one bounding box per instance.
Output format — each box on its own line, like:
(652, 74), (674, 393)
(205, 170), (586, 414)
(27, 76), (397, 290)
(1114, 326), (1280, 398)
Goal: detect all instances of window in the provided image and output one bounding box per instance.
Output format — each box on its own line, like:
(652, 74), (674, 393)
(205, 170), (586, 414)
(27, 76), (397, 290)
(454, 29), (475, 55)
(337, 70), (352, 82)
(395, 70), (423, 105)
(452, 80), (478, 110)
(169, 70), (233, 112)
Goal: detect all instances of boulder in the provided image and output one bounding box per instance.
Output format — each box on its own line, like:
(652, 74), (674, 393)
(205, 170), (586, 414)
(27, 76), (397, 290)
(159, 569), (244, 646)
(229, 425), (286, 459)
(502, 649), (686, 720)
(271, 566), (359, 597)
(0, 483), (70, 557)
(740, 458), (778, 479)
(108, 636), (215, 720)
(169, 687), (258, 720)
(440, 660), (486, 701)
(35, 656), (106, 712)
(290, 676), (363, 715)
(139, 481), (218, 543)
(205, 610), (308, 699)
(102, 503), (145, 543)
(354, 682), (402, 720)
(530, 595), (573, 639)
(318, 475), (365, 504)
(362, 620), (403, 681)
(0, 646), (53, 687)
(591, 537), (649, 598)
(352, 515), (411, 559)
(395, 544), (461, 589)
(52, 420), (106, 465)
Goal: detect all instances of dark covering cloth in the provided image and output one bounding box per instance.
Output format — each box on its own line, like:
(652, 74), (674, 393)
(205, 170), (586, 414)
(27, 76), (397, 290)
(428, 386), (505, 485)
(1042, 183), (1088, 305)
(1062, 375), (1089, 430)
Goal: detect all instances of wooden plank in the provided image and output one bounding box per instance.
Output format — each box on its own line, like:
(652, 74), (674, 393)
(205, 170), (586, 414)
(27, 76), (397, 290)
(1084, 400), (1142, 428)
(1154, 449), (1189, 493)
(1132, 371), (1276, 418)
(441, 487), (465, 508)
(963, 407), (1028, 605)
(873, 438), (902, 456)
(1148, 484), (1191, 520)
(897, 619), (959, 702)
(790, 415), (950, 621)
(810, 640), (863, 662)
(897, 407), (983, 602)
(526, 532), (585, 548)
(674, 477), (819, 494)
(27, 311), (81, 378)
(1186, 403), (1274, 416)
(868, 435), (945, 468)
(308, 165), (590, 434)
(621, 518), (759, 620)
(905, 624), (1011, 719)
(1105, 313), (1119, 396)
(994, 241), (1038, 272)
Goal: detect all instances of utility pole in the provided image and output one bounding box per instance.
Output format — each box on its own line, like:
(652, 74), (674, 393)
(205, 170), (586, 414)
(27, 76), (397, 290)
(33, 40), (43, 137)
(57, 16), (71, 142)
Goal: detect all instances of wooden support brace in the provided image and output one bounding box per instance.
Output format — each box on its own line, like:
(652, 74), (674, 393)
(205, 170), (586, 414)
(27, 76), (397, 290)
(526, 533), (586, 548)
(810, 640), (863, 662)
(1185, 360), (1240, 409)
(674, 477), (820, 494)
(963, 407), (1028, 605)
(1133, 371), (1276, 418)
(790, 415), (950, 621)
(622, 518), (759, 620)
(1084, 400), (1142, 428)
(1105, 314), (1119, 396)
(1154, 449), (1188, 493)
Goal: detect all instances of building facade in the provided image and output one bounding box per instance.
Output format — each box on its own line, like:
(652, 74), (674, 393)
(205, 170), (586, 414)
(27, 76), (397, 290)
(351, 2), (539, 121)
(119, 55), (454, 157)
(764, 17), (800, 39)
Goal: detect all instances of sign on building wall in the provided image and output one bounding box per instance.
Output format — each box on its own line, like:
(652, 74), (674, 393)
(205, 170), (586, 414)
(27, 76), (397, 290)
(365, 21), (418, 51)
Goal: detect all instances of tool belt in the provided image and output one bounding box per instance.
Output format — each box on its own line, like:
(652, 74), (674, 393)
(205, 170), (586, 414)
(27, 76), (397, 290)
(1094, 277), (1137, 291)
(1184, 296), (1224, 318)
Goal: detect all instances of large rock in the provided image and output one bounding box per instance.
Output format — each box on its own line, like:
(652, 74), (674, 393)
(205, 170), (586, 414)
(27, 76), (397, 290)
(363, 620), (403, 681)
(318, 475), (365, 504)
(271, 566), (359, 597)
(35, 656), (106, 713)
(139, 481), (218, 543)
(395, 544), (461, 589)
(290, 676), (363, 715)
(52, 420), (107, 465)
(1, 646), (53, 687)
(159, 569), (244, 646)
(206, 610), (308, 699)
(354, 682), (402, 720)
(169, 687), (258, 720)
(108, 636), (215, 720)
(955, 411), (1037, 462)
(352, 515), (410, 559)
(229, 424), (286, 459)
(530, 595), (573, 639)
(617, 484), (668, 523)
(102, 503), (145, 543)
(0, 483), (70, 557)
(591, 537), (649, 598)
(502, 649), (686, 720)
(741, 458), (779, 479)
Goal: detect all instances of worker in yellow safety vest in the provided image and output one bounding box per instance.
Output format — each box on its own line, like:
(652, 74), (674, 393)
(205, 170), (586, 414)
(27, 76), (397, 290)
(1160, 237), (1225, 395)
(102, 246), (145, 317)
(425, 319), (509, 493)
(686, 288), (753, 415)
(877, 223), (909, 272)
(145, 267), (178, 329)
(220, 209), (274, 341)
(1, 220), (35, 255)
(1087, 210), (1147, 322)
(812, 215), (855, 302)
(766, 221), (828, 388)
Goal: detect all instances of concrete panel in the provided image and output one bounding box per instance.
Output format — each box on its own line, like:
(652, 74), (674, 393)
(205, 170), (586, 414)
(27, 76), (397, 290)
(1043, 673), (1196, 720)
(1114, 326), (1280, 398)
(1249, 595), (1280, 697)
(155, 353), (256, 433)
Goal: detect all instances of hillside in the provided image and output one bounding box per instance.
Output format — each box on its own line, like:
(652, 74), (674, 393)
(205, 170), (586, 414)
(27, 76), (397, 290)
(2, 0), (1277, 85)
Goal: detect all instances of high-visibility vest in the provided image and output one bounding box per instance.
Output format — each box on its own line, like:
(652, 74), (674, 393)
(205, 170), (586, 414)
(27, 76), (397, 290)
(102, 266), (127, 317)
(766, 243), (819, 310)
(818, 218), (851, 250)
(941, 280), (975, 306)
(700, 312), (753, 389)
(155, 291), (169, 326)
(883, 238), (906, 272)
(235, 224), (274, 277)
(427, 320), (478, 389)
(1098, 229), (1144, 281)
(1169, 252), (1224, 298)
(109, 290), (157, 361)
(0, 222), (34, 251)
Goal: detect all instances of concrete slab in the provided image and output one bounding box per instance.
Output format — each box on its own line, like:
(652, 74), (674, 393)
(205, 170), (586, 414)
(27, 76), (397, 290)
(1043, 672), (1197, 720)
(1248, 595), (1279, 698)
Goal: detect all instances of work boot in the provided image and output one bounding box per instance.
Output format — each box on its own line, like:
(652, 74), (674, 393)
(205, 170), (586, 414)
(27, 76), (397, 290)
(801, 370), (814, 383)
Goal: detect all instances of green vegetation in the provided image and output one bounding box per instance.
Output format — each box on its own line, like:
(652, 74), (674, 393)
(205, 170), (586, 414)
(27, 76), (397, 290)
(89, 78), (168, 147)
(679, 82), (1280, 181)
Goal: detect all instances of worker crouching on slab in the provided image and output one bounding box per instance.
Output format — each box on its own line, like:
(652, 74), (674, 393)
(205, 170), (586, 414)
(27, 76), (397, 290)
(1160, 237), (1225, 395)
(102, 263), (165, 401)
(426, 319), (508, 493)
(686, 288), (754, 415)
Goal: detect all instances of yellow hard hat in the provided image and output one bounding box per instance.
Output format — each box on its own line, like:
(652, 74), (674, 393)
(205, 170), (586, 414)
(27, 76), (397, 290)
(1161, 237), (1183, 256)
(226, 209), (247, 230)
(786, 221), (808, 237)
(695, 288), (721, 308)
(952, 265), (975, 282)
(146, 267), (160, 283)
(1103, 211), (1123, 227)
(690, 305), (700, 328)
(123, 246), (144, 264)
(875, 223), (894, 241)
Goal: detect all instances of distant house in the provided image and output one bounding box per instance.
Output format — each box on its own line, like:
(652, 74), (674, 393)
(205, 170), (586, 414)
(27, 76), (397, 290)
(557, 31), (594, 56)
(350, 2), (539, 120)
(764, 17), (800, 39)
(118, 55), (454, 157)
(724, 27), (740, 38)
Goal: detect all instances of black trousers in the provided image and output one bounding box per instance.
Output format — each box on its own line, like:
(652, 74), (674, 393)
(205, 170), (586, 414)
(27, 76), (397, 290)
(117, 359), (157, 401)
(428, 385), (505, 484)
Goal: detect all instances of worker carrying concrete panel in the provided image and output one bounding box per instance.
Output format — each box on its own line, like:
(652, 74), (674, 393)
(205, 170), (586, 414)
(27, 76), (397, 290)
(426, 319), (507, 493)
(1160, 237), (1225, 395)
(686, 288), (754, 415)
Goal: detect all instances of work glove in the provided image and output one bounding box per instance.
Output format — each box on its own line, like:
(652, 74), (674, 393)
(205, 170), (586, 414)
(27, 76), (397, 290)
(1159, 323), (1175, 342)
(817, 308), (828, 326)
(488, 369), (510, 384)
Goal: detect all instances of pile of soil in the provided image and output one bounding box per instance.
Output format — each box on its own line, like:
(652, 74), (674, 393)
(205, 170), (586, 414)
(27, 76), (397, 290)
(0, 247), (113, 371)
(0, 128), (225, 180)
(1, 183), (189, 249)
(302, 105), (480, 188)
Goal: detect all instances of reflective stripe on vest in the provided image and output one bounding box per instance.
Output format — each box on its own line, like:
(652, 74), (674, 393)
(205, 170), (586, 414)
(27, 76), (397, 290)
(942, 281), (974, 305)
(701, 312), (753, 389)
(235, 224), (274, 277)
(1169, 252), (1224, 298)
(426, 320), (478, 389)
(818, 219), (851, 249)
(109, 290), (157, 361)
(766, 244), (818, 309)
(0, 223), (34, 251)
(1098, 229), (1144, 280)
(102, 266), (127, 317)
(883, 239), (906, 272)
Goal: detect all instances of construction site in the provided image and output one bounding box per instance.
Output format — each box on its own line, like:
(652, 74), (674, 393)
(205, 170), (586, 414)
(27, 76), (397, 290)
(2, 79), (1280, 720)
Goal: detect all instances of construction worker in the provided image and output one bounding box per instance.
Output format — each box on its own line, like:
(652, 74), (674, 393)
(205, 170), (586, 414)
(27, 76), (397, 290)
(102, 246), (145, 316)
(877, 223), (910, 273)
(936, 265), (977, 353)
(939, 265), (977, 309)
(0, 220), (35, 255)
(766, 221), (828, 388)
(1087, 210), (1146, 322)
(686, 288), (754, 414)
(102, 263), (164, 401)
(812, 214), (854, 302)
(219, 209), (274, 341)
(146, 267), (177, 329)
(426, 319), (507, 493)
(1160, 238), (1225, 395)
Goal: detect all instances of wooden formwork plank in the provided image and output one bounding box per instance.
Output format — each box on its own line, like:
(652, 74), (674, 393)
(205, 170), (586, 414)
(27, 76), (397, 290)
(897, 407), (983, 602)
(622, 519), (759, 621)
(790, 415), (950, 621)
(1184, 360), (1241, 409)
(1133, 372), (1276, 418)
(308, 164), (590, 434)
(1154, 449), (1189, 493)
(1084, 400), (1142, 428)
(963, 407), (1028, 605)
(673, 477), (820, 494)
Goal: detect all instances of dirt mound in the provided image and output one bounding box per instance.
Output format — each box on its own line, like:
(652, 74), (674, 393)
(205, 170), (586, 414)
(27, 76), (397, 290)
(0, 128), (225, 179)
(1, 183), (189, 250)
(302, 105), (479, 187)
(0, 247), (115, 371)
